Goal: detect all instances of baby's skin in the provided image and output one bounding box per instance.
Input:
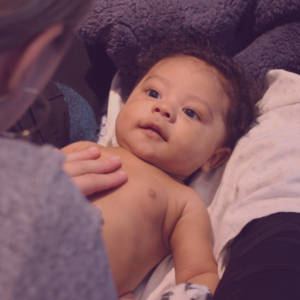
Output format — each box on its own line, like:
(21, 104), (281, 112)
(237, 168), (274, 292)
(63, 55), (232, 297)
(64, 141), (218, 296)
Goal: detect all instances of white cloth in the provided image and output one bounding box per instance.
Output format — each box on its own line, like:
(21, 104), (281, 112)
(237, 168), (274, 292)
(98, 71), (123, 147)
(160, 283), (211, 300)
(135, 255), (175, 300)
(208, 69), (300, 276)
(99, 69), (300, 299)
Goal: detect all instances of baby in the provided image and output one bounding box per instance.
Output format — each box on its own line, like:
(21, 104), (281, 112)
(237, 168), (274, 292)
(62, 34), (256, 299)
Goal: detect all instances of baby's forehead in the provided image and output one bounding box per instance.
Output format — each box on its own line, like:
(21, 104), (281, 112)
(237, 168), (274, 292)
(147, 55), (223, 84)
(150, 55), (224, 86)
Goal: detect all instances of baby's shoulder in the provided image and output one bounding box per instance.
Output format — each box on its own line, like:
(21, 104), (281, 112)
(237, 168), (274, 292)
(172, 185), (210, 224)
(163, 183), (208, 243)
(171, 182), (203, 203)
(166, 183), (206, 218)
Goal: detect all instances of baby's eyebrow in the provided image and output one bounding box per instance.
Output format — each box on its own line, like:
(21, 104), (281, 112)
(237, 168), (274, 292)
(144, 74), (170, 85)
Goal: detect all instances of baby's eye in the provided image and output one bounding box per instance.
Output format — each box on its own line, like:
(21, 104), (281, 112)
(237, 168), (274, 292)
(147, 89), (161, 99)
(183, 108), (200, 120)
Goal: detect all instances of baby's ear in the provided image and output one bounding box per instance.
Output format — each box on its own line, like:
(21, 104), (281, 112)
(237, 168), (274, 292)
(201, 147), (231, 173)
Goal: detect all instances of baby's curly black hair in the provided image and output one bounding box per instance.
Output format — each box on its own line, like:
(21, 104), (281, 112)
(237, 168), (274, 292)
(135, 33), (259, 149)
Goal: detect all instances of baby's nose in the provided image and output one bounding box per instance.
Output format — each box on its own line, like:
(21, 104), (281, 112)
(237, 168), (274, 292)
(152, 102), (176, 122)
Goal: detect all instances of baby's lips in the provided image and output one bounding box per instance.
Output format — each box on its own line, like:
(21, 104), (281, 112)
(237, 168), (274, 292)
(141, 122), (167, 141)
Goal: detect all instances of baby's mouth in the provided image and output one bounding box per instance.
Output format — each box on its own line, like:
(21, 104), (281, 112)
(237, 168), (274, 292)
(142, 124), (167, 141)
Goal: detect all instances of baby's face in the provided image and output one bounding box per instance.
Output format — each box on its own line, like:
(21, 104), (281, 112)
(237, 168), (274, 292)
(116, 55), (230, 180)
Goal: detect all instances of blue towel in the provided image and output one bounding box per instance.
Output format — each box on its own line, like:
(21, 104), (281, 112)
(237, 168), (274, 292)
(56, 83), (97, 143)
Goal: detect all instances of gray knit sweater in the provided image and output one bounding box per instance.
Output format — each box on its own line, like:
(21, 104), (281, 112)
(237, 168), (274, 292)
(0, 138), (116, 300)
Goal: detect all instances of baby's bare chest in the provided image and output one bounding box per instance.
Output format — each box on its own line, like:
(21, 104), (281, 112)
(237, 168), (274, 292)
(92, 161), (172, 236)
(90, 146), (184, 246)
(88, 146), (190, 293)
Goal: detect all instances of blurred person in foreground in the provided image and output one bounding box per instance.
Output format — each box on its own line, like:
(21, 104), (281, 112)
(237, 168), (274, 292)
(0, 0), (128, 299)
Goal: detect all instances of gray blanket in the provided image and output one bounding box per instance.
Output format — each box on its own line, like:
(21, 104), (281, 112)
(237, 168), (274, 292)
(77, 0), (300, 99)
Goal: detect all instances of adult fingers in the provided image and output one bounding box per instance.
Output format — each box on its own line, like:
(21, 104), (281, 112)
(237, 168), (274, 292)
(63, 146), (100, 163)
(73, 171), (128, 196)
(64, 156), (122, 178)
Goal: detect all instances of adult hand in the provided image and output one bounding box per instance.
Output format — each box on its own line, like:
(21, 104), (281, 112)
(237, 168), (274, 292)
(62, 146), (128, 196)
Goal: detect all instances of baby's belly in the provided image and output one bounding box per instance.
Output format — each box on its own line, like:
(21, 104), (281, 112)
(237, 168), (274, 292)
(91, 155), (171, 295)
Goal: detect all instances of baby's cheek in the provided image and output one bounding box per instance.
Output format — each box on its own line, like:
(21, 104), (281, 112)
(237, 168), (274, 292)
(115, 115), (127, 144)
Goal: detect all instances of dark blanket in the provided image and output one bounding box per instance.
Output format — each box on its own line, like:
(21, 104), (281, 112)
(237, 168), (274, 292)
(77, 0), (300, 99)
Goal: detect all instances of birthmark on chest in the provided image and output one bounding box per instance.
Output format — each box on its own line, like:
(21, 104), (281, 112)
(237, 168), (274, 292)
(148, 189), (157, 199)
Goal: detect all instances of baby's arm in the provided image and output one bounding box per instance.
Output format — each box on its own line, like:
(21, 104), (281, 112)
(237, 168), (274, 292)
(170, 189), (219, 295)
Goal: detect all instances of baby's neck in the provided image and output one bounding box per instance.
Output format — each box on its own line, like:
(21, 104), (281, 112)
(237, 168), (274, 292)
(117, 144), (188, 185)
(169, 174), (186, 185)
